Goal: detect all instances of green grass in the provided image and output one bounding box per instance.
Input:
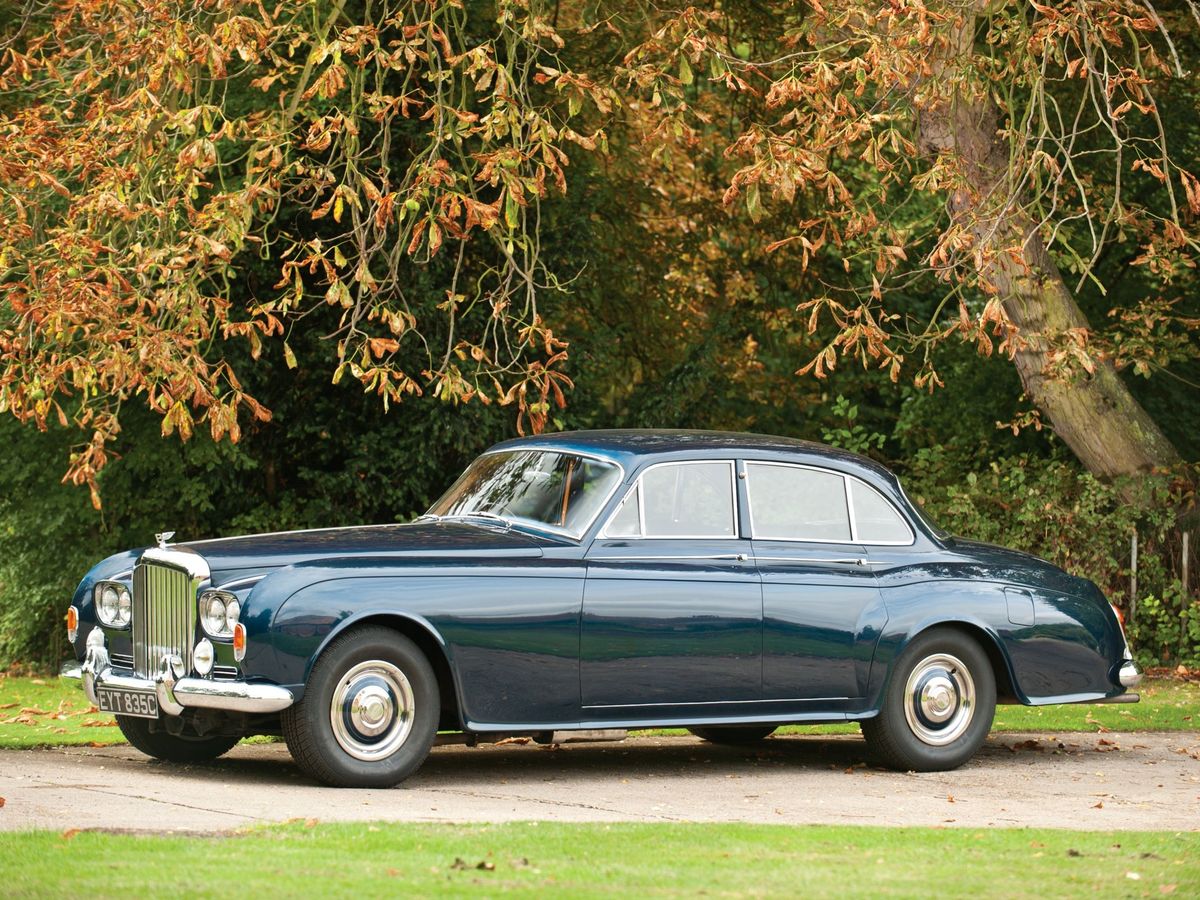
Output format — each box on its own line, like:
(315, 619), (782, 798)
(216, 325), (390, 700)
(1, 674), (1195, 750)
(0, 672), (122, 749)
(0, 822), (1195, 898)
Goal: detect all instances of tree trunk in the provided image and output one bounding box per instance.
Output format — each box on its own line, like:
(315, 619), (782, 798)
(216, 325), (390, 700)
(916, 12), (1181, 478)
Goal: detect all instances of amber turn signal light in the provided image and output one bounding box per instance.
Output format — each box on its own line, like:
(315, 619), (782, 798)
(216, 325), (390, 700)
(232, 622), (247, 662)
(66, 606), (78, 643)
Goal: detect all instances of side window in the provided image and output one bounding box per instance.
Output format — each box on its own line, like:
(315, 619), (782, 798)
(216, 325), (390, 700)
(609, 462), (736, 538)
(606, 484), (642, 536)
(849, 480), (913, 544)
(746, 463), (851, 542)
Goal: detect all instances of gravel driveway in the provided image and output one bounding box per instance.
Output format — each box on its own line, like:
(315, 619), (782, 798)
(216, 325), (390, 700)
(2, 731), (1197, 833)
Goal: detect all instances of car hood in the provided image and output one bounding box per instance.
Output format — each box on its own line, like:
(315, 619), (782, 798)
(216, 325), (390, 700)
(177, 521), (546, 579)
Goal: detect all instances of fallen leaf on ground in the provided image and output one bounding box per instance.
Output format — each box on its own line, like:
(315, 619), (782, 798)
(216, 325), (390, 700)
(1092, 801), (1104, 808)
(0, 797), (6, 808)
(476, 861), (495, 871)
(1067, 849), (1083, 857)
(61, 829), (80, 841)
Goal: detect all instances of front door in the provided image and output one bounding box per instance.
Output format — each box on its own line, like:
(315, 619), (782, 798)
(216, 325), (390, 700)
(582, 460), (762, 711)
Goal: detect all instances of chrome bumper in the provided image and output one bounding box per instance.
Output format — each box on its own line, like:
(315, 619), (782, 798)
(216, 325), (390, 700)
(61, 638), (293, 716)
(1118, 658), (1143, 689)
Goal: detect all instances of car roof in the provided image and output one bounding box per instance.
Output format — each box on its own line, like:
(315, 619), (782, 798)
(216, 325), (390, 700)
(489, 429), (899, 485)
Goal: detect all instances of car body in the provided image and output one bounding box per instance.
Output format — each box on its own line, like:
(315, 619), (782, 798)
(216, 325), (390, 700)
(62, 429), (1141, 786)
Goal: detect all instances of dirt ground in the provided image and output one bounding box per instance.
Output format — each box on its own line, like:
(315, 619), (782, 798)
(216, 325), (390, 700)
(1, 731), (1197, 833)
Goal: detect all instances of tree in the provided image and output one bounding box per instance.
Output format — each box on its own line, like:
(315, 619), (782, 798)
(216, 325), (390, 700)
(0, 0), (608, 504)
(623, 0), (1200, 479)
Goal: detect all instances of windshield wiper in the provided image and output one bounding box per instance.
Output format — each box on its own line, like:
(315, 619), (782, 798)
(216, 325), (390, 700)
(440, 511), (513, 531)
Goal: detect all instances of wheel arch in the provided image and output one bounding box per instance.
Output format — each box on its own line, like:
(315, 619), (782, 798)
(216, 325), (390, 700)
(873, 618), (1020, 711)
(312, 612), (464, 732)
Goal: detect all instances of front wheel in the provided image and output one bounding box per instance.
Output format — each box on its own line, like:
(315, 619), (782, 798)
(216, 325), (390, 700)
(116, 715), (240, 763)
(282, 626), (438, 788)
(862, 628), (996, 772)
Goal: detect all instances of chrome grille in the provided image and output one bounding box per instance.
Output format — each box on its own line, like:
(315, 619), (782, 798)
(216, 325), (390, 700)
(132, 560), (197, 678)
(110, 652), (135, 670)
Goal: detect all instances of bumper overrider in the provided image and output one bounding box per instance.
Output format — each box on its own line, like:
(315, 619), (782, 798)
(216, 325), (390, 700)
(62, 628), (293, 716)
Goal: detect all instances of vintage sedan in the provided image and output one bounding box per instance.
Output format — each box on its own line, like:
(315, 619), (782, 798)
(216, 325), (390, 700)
(62, 430), (1141, 787)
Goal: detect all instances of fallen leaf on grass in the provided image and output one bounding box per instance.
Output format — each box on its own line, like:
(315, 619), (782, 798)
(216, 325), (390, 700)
(476, 861), (495, 871)
(1067, 849), (1083, 857)
(30, 679), (45, 686)
(386, 869), (401, 877)
(61, 829), (80, 841)
(1160, 884), (1177, 894)
(1126, 872), (1141, 881)
(0, 702), (16, 710)
(81, 720), (114, 728)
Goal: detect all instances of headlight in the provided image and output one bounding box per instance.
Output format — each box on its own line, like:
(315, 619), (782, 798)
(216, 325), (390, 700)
(94, 582), (132, 628)
(200, 590), (240, 637)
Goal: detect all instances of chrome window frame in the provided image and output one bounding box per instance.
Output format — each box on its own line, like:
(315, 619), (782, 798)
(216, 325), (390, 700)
(744, 461), (914, 547)
(599, 459), (740, 540)
(428, 447), (627, 542)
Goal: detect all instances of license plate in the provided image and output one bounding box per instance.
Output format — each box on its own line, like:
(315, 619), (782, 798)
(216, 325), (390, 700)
(97, 686), (159, 719)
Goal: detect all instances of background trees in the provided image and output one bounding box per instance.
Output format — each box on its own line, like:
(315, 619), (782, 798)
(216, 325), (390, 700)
(1, 0), (1197, 669)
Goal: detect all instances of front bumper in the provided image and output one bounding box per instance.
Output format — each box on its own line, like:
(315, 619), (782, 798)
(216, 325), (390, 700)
(62, 638), (293, 717)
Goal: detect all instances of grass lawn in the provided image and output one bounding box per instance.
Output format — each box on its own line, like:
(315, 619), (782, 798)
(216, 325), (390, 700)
(1, 673), (1196, 750)
(0, 822), (1195, 898)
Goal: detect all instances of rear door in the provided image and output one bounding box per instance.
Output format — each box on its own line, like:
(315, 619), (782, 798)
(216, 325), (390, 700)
(744, 461), (898, 704)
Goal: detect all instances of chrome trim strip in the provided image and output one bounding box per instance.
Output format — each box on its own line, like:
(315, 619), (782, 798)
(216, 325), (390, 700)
(590, 554), (751, 562)
(753, 556), (869, 566)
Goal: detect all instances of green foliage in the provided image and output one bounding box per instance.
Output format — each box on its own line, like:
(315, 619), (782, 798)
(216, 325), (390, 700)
(820, 396), (886, 456)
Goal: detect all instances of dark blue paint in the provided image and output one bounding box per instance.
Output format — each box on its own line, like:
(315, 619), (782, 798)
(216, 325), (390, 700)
(67, 430), (1134, 734)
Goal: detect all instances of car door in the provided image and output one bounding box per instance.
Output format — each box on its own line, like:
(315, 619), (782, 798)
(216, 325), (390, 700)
(581, 459), (762, 711)
(745, 461), (902, 704)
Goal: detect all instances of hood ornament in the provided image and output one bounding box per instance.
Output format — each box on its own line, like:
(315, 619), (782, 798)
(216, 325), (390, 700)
(155, 531), (176, 550)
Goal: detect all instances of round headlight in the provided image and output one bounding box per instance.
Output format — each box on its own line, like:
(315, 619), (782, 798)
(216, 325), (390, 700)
(225, 598), (241, 628)
(204, 595), (228, 635)
(96, 584), (121, 626)
(117, 588), (132, 626)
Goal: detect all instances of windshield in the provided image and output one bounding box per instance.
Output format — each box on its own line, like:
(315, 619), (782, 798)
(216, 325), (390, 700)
(427, 450), (623, 538)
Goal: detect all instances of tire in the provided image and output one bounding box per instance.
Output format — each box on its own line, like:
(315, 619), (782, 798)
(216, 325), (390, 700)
(688, 725), (777, 745)
(282, 626), (438, 788)
(116, 715), (240, 763)
(862, 627), (996, 772)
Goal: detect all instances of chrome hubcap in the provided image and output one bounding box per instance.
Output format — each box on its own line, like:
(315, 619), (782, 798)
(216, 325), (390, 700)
(903, 653), (975, 747)
(330, 660), (414, 761)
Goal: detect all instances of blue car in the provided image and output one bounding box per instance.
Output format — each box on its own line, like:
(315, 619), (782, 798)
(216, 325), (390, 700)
(63, 430), (1141, 787)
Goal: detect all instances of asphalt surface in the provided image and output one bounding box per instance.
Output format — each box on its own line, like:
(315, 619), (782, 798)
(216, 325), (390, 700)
(1, 731), (1198, 833)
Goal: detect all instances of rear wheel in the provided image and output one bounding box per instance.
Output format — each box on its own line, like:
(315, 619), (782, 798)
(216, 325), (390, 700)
(116, 715), (240, 763)
(283, 626), (438, 788)
(688, 725), (777, 745)
(862, 628), (996, 772)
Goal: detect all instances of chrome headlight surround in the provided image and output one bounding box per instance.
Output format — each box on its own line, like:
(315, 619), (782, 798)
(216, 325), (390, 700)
(199, 589), (241, 638)
(93, 581), (132, 628)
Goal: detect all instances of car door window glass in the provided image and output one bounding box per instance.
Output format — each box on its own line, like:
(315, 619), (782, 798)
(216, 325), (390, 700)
(746, 463), (851, 541)
(638, 462), (736, 537)
(605, 484), (642, 536)
(849, 480), (913, 544)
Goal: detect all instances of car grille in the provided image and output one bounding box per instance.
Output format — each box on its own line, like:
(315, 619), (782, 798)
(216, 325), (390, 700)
(132, 560), (197, 679)
(110, 652), (135, 670)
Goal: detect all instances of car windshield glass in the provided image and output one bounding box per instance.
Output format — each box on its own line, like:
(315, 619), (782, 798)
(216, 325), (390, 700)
(427, 450), (622, 538)
(899, 482), (950, 541)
